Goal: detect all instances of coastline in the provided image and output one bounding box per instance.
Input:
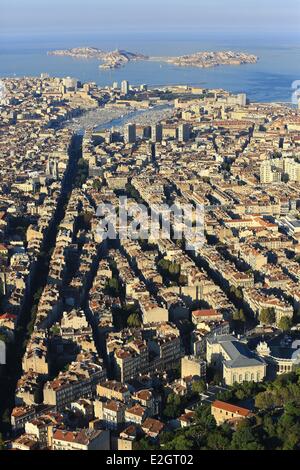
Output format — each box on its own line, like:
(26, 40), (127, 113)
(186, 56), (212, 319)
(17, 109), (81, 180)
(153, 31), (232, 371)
(1, 33), (298, 103)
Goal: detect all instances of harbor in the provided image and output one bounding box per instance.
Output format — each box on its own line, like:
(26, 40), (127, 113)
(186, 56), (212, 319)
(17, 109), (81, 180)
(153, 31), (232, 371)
(64, 103), (174, 134)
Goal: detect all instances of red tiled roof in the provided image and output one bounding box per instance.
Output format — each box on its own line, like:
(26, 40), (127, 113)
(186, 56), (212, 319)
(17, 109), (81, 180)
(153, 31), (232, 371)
(126, 404), (146, 417)
(212, 400), (252, 417)
(142, 418), (164, 434)
(192, 309), (220, 317)
(0, 313), (17, 320)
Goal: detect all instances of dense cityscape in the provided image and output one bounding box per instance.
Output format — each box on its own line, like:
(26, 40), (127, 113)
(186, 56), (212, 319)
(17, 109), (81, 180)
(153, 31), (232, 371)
(0, 73), (300, 454)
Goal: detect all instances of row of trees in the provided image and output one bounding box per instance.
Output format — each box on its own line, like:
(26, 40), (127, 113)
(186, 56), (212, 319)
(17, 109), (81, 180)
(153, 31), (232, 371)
(232, 309), (246, 323)
(74, 158), (89, 188)
(125, 183), (144, 205)
(259, 308), (293, 331)
(157, 258), (187, 286)
(229, 285), (294, 332)
(112, 303), (141, 330)
(259, 308), (276, 325)
(104, 277), (120, 298)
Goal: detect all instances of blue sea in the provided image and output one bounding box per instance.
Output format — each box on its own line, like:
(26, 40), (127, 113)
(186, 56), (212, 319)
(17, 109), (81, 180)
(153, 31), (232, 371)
(0, 31), (300, 103)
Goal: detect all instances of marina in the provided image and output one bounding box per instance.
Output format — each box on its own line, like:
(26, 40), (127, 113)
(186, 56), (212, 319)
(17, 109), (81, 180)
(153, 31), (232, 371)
(64, 103), (174, 133)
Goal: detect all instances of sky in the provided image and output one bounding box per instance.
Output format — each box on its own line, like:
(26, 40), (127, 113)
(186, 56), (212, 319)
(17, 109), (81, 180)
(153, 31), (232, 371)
(1, 0), (300, 34)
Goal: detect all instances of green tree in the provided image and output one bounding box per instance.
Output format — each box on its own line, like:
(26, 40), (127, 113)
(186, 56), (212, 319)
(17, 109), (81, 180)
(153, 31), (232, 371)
(133, 438), (157, 450)
(230, 286), (243, 300)
(282, 432), (300, 450)
(164, 393), (182, 418)
(50, 325), (60, 335)
(233, 309), (246, 322)
(164, 434), (194, 451)
(255, 391), (275, 410)
(283, 402), (300, 419)
(158, 258), (181, 284)
(207, 432), (230, 450)
(158, 258), (169, 271)
(169, 263), (180, 275)
(192, 379), (206, 395)
(239, 309), (246, 322)
(195, 404), (216, 431)
(92, 179), (102, 190)
(105, 277), (119, 297)
(259, 308), (275, 325)
(278, 316), (292, 332)
(127, 313), (141, 328)
(234, 381), (261, 401)
(262, 414), (277, 439)
(276, 404), (300, 449)
(231, 421), (264, 450)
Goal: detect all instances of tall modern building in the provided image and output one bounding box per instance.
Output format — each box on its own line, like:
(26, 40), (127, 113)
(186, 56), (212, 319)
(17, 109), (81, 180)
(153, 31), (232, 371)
(260, 160), (281, 184)
(62, 77), (78, 92)
(226, 93), (247, 107)
(237, 93), (247, 106)
(46, 159), (59, 180)
(260, 157), (300, 183)
(178, 123), (190, 142)
(284, 159), (300, 182)
(121, 80), (129, 95)
(151, 124), (163, 142)
(124, 123), (136, 144)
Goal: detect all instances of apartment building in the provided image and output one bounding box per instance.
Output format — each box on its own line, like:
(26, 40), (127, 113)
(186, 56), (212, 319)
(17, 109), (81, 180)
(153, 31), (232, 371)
(51, 429), (110, 450)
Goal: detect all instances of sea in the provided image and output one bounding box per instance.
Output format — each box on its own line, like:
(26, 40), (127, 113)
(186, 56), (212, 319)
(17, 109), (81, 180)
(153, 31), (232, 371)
(1, 30), (300, 103)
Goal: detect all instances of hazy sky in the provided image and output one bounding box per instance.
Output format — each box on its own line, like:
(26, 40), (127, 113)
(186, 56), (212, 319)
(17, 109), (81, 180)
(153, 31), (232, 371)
(1, 0), (300, 34)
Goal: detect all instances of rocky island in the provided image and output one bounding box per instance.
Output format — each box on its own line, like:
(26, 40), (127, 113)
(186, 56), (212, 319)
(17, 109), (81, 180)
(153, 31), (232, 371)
(48, 47), (148, 69)
(155, 50), (258, 68)
(48, 47), (258, 70)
